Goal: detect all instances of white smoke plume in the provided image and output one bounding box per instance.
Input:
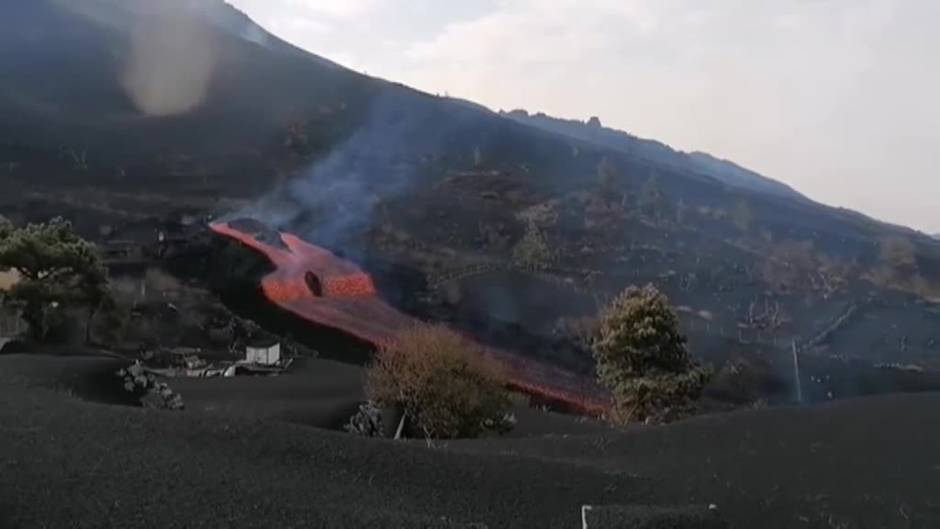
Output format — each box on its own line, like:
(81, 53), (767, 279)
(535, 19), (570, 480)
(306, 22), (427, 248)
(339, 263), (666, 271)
(121, 7), (217, 117)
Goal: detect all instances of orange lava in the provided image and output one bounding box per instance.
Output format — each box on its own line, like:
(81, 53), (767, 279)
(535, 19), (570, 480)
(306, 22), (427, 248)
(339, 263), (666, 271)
(210, 221), (609, 415)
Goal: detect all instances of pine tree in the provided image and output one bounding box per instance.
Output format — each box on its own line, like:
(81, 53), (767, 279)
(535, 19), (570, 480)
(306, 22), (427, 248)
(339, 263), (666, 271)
(593, 284), (711, 424)
(0, 217), (111, 342)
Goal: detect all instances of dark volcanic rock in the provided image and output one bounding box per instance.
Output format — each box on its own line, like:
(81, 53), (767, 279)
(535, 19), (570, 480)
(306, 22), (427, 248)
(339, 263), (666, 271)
(582, 505), (728, 529)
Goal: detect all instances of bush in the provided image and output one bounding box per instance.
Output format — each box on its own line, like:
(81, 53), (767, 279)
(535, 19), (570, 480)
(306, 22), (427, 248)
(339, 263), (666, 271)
(512, 220), (556, 270)
(117, 362), (184, 410)
(593, 284), (711, 424)
(366, 325), (513, 439)
(345, 401), (385, 438)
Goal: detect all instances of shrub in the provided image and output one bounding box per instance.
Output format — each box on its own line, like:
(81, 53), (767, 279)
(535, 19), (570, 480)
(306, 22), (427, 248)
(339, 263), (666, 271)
(593, 284), (711, 424)
(516, 200), (560, 227)
(366, 325), (513, 439)
(866, 235), (940, 298)
(512, 220), (556, 270)
(345, 401), (385, 437)
(117, 362), (184, 410)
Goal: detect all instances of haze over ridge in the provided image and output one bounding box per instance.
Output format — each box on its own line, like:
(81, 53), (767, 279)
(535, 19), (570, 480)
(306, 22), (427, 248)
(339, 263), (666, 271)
(229, 0), (940, 233)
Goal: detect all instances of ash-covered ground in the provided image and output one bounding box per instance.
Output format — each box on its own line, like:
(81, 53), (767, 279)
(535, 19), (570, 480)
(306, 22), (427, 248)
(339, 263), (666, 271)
(1, 352), (939, 529)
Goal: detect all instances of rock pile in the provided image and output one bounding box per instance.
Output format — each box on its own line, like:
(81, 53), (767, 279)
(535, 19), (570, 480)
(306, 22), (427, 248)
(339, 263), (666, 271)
(117, 362), (185, 411)
(345, 401), (384, 437)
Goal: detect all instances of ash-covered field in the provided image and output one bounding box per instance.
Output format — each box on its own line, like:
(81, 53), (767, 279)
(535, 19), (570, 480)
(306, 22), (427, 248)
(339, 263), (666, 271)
(1, 353), (939, 529)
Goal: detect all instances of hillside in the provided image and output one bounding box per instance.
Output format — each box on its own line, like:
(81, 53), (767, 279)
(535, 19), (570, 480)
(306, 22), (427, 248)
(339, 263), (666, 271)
(501, 110), (805, 201)
(3, 0), (940, 379)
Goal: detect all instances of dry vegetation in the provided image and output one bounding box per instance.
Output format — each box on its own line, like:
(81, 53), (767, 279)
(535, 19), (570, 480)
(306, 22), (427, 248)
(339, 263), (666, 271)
(865, 235), (940, 299)
(366, 325), (513, 439)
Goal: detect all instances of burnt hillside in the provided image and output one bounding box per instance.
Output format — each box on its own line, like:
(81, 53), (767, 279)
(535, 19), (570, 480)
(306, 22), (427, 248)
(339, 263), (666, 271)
(501, 109), (806, 201)
(3, 0), (940, 371)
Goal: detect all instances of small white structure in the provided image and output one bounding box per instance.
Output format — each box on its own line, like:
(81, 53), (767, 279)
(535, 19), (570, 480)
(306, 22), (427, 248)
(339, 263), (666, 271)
(245, 341), (281, 366)
(0, 307), (26, 351)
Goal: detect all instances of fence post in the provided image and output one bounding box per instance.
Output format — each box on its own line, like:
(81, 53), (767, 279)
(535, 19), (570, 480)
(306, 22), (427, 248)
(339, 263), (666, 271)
(792, 340), (803, 404)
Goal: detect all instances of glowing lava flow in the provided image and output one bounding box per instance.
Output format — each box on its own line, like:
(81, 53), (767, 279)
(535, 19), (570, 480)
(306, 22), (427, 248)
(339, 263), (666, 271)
(210, 221), (609, 415)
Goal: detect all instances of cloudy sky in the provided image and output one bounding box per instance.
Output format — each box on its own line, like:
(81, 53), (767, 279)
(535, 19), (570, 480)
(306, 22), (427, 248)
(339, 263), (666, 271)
(228, 0), (940, 232)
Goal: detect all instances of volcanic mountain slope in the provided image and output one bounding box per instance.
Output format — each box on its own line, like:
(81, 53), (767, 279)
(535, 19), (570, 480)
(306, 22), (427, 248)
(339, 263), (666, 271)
(501, 110), (805, 201)
(4, 0), (940, 374)
(0, 0), (371, 196)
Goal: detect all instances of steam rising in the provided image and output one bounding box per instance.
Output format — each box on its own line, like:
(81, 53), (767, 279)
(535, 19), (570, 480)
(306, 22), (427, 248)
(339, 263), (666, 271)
(121, 10), (216, 117)
(230, 91), (447, 255)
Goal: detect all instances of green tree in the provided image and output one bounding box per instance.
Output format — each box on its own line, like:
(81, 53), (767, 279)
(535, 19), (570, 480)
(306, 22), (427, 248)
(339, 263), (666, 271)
(0, 217), (111, 342)
(366, 325), (513, 439)
(512, 220), (556, 270)
(593, 284), (711, 424)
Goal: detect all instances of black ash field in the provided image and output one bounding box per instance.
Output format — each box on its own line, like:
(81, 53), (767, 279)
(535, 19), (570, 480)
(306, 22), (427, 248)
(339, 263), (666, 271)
(1, 353), (938, 529)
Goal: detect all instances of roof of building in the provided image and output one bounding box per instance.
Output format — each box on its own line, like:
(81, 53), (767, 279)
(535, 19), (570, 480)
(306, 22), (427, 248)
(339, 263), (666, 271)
(246, 339), (280, 349)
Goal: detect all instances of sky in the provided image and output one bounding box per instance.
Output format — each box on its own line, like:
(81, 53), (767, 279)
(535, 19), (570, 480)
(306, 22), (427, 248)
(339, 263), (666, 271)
(227, 0), (940, 233)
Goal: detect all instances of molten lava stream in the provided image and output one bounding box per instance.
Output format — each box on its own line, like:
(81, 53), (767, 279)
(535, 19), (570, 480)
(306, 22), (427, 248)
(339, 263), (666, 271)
(210, 221), (609, 415)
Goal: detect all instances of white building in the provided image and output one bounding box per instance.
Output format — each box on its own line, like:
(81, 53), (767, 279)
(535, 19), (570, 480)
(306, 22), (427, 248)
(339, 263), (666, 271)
(0, 306), (25, 351)
(245, 341), (281, 366)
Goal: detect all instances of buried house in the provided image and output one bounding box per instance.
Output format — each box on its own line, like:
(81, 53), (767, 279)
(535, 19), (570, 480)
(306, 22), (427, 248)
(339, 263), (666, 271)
(245, 340), (281, 366)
